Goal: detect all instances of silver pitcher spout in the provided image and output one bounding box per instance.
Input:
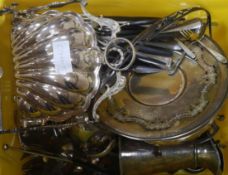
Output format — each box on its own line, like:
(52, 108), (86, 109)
(196, 139), (223, 175)
(119, 138), (223, 175)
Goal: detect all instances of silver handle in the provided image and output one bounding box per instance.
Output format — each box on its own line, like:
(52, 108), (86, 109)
(198, 40), (227, 64)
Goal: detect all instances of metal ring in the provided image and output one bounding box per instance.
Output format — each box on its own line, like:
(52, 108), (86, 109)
(185, 167), (205, 174)
(104, 37), (136, 71)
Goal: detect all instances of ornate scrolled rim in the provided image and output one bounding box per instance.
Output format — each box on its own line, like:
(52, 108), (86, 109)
(94, 37), (228, 142)
(92, 72), (126, 121)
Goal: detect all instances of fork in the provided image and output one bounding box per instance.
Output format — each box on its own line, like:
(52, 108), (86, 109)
(180, 30), (227, 63)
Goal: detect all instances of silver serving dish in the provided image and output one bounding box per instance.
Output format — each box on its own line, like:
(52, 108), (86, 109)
(11, 10), (102, 124)
(96, 36), (228, 142)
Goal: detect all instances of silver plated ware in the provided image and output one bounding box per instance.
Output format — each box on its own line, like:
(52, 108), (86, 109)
(96, 36), (228, 142)
(11, 10), (102, 124)
(120, 137), (223, 175)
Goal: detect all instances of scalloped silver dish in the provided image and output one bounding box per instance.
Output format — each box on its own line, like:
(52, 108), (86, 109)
(11, 10), (102, 124)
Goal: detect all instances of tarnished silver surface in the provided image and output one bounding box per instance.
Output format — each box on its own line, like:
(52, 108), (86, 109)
(97, 36), (228, 141)
(11, 10), (102, 123)
(120, 137), (223, 175)
(93, 72), (126, 121)
(2, 3), (227, 175)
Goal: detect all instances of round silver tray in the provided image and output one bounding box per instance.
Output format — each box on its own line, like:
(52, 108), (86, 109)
(97, 36), (228, 142)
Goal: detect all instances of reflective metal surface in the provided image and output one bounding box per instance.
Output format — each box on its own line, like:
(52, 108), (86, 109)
(119, 137), (223, 175)
(11, 10), (102, 124)
(97, 36), (228, 141)
(128, 68), (186, 106)
(3, 2), (228, 175)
